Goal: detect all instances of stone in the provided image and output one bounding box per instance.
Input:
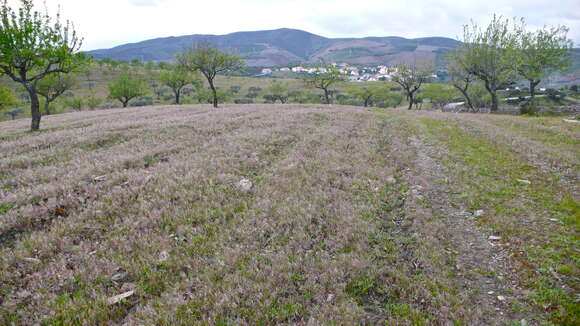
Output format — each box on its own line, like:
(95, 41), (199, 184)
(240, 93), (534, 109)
(159, 250), (169, 262)
(111, 271), (128, 282)
(497, 295), (506, 301)
(236, 178), (253, 192)
(386, 176), (397, 185)
(517, 179), (532, 185)
(22, 257), (41, 264)
(107, 290), (134, 305)
(488, 236), (502, 241)
(474, 210), (485, 217)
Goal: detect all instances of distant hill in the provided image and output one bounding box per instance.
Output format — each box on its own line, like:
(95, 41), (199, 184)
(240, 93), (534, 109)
(86, 28), (462, 67)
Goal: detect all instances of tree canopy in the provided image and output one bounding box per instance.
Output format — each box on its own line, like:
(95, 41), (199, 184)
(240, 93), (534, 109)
(303, 65), (344, 104)
(177, 44), (244, 108)
(108, 71), (148, 108)
(0, 0), (86, 130)
(391, 63), (433, 110)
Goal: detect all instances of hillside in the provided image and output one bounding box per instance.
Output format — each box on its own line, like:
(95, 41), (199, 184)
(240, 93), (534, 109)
(86, 28), (462, 66)
(0, 105), (578, 325)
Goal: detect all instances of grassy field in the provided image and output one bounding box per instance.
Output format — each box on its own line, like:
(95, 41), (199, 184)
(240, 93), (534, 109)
(0, 104), (578, 325)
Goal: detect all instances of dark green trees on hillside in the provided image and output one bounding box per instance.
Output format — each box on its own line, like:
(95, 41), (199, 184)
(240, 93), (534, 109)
(0, 0), (87, 130)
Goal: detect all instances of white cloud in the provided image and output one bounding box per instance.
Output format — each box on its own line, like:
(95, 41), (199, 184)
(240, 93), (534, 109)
(9, 0), (578, 50)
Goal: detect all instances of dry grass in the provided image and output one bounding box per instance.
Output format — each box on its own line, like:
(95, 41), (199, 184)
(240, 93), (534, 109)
(0, 104), (578, 325)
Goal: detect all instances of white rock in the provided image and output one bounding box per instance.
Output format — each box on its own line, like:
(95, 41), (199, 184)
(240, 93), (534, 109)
(159, 250), (169, 262)
(23, 257), (41, 264)
(236, 178), (253, 192)
(386, 176), (397, 185)
(107, 290), (134, 305)
(488, 236), (502, 241)
(111, 271), (128, 282)
(497, 295), (506, 301)
(326, 294), (334, 302)
(474, 210), (485, 217)
(487, 291), (495, 295)
(517, 179), (532, 185)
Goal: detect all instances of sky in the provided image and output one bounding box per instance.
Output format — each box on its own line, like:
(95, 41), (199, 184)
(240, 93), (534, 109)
(10, 0), (580, 50)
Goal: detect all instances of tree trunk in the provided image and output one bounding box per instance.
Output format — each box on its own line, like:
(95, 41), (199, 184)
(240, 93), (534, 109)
(175, 90), (181, 105)
(490, 91), (499, 112)
(407, 92), (414, 110)
(122, 99), (129, 108)
(25, 85), (41, 131)
(483, 80), (499, 112)
(453, 85), (474, 111)
(44, 100), (51, 115)
(529, 80), (540, 103)
(208, 79), (218, 108)
(323, 88), (330, 104)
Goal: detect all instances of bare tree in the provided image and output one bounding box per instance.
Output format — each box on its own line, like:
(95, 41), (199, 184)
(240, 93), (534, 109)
(392, 63), (433, 110)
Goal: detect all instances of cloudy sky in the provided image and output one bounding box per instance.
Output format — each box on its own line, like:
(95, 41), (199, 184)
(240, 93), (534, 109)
(12, 0), (580, 50)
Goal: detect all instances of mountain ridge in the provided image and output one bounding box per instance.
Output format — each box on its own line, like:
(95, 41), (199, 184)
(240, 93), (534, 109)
(86, 28), (462, 67)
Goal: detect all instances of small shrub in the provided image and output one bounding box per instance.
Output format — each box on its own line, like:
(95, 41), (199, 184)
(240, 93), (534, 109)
(65, 97), (83, 111)
(234, 98), (253, 104)
(86, 97), (102, 110)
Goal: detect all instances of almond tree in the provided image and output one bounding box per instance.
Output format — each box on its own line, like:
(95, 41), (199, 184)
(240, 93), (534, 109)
(36, 73), (76, 115)
(448, 48), (476, 111)
(158, 67), (201, 104)
(177, 44), (244, 108)
(303, 65), (344, 104)
(108, 71), (147, 108)
(0, 0), (86, 130)
(515, 22), (572, 103)
(460, 15), (518, 112)
(392, 63), (432, 110)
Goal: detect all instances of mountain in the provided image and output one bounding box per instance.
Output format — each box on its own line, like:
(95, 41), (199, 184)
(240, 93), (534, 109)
(86, 28), (462, 67)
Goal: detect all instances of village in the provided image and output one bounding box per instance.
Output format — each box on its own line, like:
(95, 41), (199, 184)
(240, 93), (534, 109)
(259, 63), (420, 82)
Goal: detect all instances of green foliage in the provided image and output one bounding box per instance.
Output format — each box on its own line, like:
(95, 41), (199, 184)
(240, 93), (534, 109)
(0, 86), (18, 112)
(0, 0), (87, 130)
(158, 68), (201, 104)
(267, 80), (288, 103)
(36, 73), (77, 114)
(177, 44), (244, 107)
(515, 21), (573, 98)
(108, 71), (148, 107)
(348, 85), (391, 107)
(303, 65), (345, 104)
(392, 62), (433, 110)
(422, 84), (457, 109)
(65, 97), (83, 111)
(86, 96), (102, 109)
(460, 15), (518, 111)
(194, 87), (229, 104)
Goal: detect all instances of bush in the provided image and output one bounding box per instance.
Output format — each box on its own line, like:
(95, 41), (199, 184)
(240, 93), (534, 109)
(86, 97), (102, 110)
(546, 88), (566, 101)
(65, 97), (83, 111)
(234, 98), (253, 104)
